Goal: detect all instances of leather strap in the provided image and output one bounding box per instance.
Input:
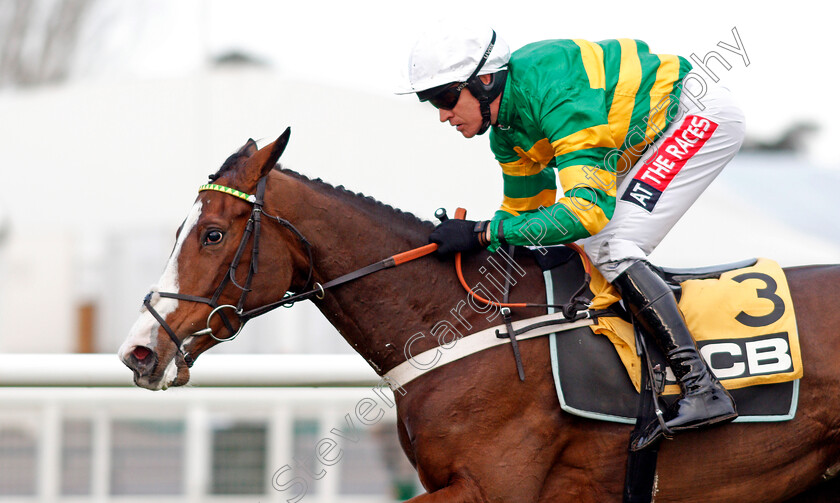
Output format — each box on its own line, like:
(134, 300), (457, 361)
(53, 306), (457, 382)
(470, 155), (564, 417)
(497, 219), (507, 246)
(240, 243), (440, 319)
(499, 245), (525, 381)
(499, 307), (526, 381)
(474, 220), (490, 247)
(384, 312), (596, 389)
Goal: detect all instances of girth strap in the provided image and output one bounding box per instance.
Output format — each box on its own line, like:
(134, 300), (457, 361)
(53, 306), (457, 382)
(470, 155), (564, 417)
(385, 311), (598, 389)
(498, 245), (526, 381)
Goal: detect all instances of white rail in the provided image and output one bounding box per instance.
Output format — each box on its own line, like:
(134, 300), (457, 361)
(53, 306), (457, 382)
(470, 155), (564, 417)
(0, 355), (416, 503)
(0, 354), (381, 387)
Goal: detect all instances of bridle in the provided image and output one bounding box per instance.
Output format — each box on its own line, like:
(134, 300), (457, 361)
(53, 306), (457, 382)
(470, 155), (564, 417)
(142, 175), (317, 367)
(142, 173), (593, 369)
(142, 174), (441, 368)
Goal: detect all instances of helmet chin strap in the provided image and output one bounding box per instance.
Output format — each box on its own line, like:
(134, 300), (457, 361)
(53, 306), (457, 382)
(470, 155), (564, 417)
(464, 30), (496, 136)
(468, 69), (507, 136)
(477, 96), (493, 135)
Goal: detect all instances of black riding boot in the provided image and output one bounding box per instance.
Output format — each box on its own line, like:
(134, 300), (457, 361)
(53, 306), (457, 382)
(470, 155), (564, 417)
(613, 260), (737, 451)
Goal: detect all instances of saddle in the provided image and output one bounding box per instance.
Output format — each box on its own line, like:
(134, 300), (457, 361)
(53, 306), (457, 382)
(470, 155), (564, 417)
(536, 246), (803, 424)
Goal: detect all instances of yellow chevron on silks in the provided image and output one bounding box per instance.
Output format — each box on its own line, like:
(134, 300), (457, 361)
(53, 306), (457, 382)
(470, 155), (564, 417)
(557, 198), (610, 236)
(558, 164), (617, 197)
(586, 258), (802, 394)
(573, 39), (605, 90)
(500, 188), (557, 213)
(503, 138), (556, 175)
(552, 124), (616, 158)
(606, 39), (642, 149)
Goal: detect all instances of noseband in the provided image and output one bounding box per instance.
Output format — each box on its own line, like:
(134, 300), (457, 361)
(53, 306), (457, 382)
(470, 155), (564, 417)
(142, 175), (315, 367)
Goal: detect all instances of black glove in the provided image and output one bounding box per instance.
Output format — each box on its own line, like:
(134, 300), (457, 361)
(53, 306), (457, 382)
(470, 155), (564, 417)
(429, 219), (489, 255)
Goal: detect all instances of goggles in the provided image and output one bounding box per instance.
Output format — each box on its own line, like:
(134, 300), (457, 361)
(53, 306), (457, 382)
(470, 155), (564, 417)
(417, 81), (468, 110)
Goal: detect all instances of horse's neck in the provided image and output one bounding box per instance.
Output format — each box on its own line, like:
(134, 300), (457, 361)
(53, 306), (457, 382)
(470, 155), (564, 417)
(274, 172), (464, 373)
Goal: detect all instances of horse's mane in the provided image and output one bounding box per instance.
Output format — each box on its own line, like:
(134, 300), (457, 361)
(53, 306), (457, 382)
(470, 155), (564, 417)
(208, 150), (432, 230)
(279, 167), (433, 231)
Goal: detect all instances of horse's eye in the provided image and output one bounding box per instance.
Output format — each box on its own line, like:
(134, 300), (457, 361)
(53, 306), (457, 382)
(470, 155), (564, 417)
(204, 230), (224, 245)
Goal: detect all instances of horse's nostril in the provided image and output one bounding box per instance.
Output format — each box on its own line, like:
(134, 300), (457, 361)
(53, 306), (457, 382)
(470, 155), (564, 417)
(133, 346), (151, 362)
(128, 346), (157, 377)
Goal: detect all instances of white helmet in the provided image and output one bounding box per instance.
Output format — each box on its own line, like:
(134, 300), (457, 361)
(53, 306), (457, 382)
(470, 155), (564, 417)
(399, 25), (510, 94)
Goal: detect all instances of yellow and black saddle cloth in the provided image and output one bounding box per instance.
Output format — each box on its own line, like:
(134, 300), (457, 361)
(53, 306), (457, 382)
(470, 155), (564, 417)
(541, 247), (803, 424)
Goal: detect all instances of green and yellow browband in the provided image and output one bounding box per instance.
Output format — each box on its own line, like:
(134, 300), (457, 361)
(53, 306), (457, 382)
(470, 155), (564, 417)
(198, 184), (257, 203)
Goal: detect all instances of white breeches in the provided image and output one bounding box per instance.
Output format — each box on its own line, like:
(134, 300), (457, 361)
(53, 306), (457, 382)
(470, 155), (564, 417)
(580, 71), (746, 282)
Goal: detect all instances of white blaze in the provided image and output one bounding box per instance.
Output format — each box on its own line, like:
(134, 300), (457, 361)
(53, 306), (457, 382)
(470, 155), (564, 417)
(118, 201), (203, 361)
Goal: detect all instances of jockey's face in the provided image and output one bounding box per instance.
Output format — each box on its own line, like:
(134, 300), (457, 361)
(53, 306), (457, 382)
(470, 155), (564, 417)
(438, 86), (484, 138)
(436, 75), (499, 139)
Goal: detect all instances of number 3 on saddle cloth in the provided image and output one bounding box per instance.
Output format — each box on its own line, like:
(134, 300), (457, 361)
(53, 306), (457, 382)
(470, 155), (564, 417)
(542, 249), (804, 424)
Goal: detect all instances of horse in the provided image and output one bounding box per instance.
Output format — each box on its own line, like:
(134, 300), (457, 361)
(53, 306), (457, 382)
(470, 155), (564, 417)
(118, 130), (840, 502)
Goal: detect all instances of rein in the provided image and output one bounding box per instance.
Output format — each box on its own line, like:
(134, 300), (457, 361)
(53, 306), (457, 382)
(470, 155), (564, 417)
(143, 175), (592, 367)
(446, 208), (594, 318)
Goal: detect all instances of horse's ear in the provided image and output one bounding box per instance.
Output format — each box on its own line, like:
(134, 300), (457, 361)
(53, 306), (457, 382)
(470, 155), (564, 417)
(257, 127), (291, 178)
(235, 128), (291, 189)
(240, 138), (259, 157)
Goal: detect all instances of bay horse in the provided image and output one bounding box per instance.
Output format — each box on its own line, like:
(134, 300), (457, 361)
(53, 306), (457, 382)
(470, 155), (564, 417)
(119, 130), (840, 502)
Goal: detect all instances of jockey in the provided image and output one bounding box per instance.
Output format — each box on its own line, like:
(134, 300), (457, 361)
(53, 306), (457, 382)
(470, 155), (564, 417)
(400, 25), (745, 451)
